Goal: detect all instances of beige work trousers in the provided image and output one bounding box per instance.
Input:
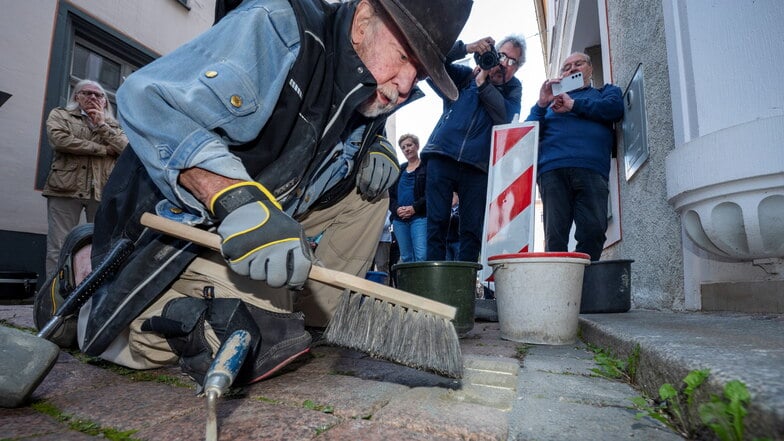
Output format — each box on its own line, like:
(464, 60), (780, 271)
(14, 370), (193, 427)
(102, 190), (387, 370)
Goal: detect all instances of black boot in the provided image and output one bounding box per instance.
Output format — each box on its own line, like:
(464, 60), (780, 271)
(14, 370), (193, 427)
(33, 223), (94, 348)
(237, 306), (312, 384)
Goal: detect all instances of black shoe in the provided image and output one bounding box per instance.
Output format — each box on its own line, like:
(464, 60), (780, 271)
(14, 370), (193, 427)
(239, 309), (312, 384)
(34, 224), (94, 348)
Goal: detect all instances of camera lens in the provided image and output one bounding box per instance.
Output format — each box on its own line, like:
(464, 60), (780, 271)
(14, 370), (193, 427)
(473, 47), (500, 70)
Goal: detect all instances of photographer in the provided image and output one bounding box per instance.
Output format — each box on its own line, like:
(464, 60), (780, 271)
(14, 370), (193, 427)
(525, 52), (623, 261)
(421, 36), (525, 262)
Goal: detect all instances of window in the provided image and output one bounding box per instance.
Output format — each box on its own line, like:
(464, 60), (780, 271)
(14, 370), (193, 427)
(36, 4), (155, 190)
(69, 39), (139, 114)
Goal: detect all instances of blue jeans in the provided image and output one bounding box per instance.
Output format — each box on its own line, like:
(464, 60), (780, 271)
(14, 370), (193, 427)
(393, 217), (427, 262)
(445, 239), (460, 261)
(426, 156), (488, 262)
(537, 168), (609, 261)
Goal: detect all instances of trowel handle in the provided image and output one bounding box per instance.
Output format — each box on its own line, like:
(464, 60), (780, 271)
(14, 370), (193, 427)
(203, 330), (252, 398)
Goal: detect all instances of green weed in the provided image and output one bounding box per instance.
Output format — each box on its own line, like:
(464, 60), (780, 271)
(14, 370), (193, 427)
(587, 343), (639, 384)
(31, 401), (141, 441)
(303, 399), (334, 414)
(631, 370), (772, 440)
(254, 395), (281, 404)
(515, 344), (532, 360)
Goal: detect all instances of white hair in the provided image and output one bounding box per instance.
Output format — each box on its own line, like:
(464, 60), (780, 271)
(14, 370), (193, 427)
(65, 79), (114, 117)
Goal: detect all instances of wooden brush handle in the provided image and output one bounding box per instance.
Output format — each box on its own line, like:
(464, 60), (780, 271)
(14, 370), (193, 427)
(140, 213), (457, 320)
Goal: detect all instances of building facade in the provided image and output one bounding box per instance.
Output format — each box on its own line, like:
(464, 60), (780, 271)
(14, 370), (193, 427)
(533, 0), (784, 312)
(0, 0), (216, 287)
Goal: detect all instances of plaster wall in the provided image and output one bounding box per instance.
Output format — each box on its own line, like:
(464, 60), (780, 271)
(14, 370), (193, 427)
(604, 0), (684, 310)
(662, 0), (784, 310)
(0, 0), (215, 236)
(69, 0), (215, 56)
(0, 2), (59, 235)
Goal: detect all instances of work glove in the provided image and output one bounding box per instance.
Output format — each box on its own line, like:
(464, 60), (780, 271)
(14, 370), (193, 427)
(211, 182), (312, 289)
(356, 135), (400, 201)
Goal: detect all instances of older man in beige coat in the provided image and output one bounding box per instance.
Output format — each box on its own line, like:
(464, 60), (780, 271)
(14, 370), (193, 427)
(43, 79), (128, 277)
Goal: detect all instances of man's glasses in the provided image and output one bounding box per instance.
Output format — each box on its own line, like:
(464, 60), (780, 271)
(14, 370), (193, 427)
(79, 90), (105, 99)
(561, 60), (588, 72)
(499, 52), (519, 67)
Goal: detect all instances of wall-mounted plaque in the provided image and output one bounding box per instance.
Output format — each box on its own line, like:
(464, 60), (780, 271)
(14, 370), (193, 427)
(622, 64), (649, 180)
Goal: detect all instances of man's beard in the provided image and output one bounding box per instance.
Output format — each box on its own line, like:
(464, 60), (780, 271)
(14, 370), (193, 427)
(358, 86), (399, 118)
(490, 65), (508, 86)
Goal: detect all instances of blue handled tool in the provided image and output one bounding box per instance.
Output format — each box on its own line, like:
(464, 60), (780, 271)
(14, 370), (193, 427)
(204, 329), (251, 441)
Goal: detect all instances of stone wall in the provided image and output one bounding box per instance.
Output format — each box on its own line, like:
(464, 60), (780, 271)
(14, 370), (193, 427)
(603, 0), (684, 310)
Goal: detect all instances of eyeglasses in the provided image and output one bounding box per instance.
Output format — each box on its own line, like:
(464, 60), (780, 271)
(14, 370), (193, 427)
(561, 59), (588, 72)
(498, 52), (519, 67)
(79, 90), (105, 99)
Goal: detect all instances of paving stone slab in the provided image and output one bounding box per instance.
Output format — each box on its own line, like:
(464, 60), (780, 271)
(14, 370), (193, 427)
(134, 396), (340, 441)
(0, 407), (98, 440)
(14, 431), (100, 440)
(31, 352), (132, 401)
(451, 382), (516, 411)
(0, 304), (35, 329)
(460, 322), (521, 358)
(508, 397), (682, 441)
(522, 345), (601, 377)
(0, 407), (70, 439)
(315, 418), (457, 441)
(463, 368), (518, 390)
(464, 353), (521, 376)
(517, 368), (638, 408)
(246, 372), (409, 419)
(374, 387), (508, 440)
(45, 381), (202, 433)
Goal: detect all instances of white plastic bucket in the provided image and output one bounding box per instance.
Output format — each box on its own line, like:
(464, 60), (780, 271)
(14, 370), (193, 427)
(488, 252), (591, 345)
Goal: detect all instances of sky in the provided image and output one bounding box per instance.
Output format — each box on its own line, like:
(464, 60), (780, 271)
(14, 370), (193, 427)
(392, 0), (546, 160)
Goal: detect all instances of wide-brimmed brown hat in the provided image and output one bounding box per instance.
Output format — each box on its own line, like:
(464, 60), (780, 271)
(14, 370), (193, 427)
(376, 0), (473, 101)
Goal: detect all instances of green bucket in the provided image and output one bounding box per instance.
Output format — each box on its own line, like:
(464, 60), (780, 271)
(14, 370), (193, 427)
(391, 261), (482, 336)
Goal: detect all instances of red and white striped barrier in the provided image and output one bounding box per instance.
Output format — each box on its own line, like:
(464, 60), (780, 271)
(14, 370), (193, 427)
(480, 121), (539, 283)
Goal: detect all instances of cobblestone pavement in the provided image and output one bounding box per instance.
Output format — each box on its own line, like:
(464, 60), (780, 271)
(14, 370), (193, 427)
(6, 305), (779, 440)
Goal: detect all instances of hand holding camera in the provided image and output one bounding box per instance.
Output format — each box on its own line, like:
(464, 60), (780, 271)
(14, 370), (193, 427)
(467, 37), (498, 70)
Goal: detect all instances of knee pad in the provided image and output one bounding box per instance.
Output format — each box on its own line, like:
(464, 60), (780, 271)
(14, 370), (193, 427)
(141, 297), (214, 383)
(142, 296), (310, 385)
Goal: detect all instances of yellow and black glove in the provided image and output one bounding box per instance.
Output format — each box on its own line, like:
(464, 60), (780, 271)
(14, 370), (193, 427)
(210, 182), (312, 289)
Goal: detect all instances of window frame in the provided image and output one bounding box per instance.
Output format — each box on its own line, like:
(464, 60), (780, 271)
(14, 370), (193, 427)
(36, 2), (156, 189)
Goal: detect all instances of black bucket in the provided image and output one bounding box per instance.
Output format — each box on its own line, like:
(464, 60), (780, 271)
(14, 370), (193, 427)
(580, 259), (633, 313)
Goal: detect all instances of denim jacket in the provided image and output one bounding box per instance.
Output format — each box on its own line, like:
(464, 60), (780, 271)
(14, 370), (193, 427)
(117, 0), (302, 224)
(420, 41), (522, 173)
(85, 0), (421, 356)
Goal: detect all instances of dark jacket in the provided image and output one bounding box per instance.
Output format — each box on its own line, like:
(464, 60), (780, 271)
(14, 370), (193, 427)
(388, 161), (426, 222)
(525, 84), (623, 180)
(420, 41), (522, 173)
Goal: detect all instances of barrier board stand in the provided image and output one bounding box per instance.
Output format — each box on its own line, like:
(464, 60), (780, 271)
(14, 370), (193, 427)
(480, 121), (539, 285)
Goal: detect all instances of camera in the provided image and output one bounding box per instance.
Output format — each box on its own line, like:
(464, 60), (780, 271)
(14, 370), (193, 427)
(473, 46), (500, 70)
